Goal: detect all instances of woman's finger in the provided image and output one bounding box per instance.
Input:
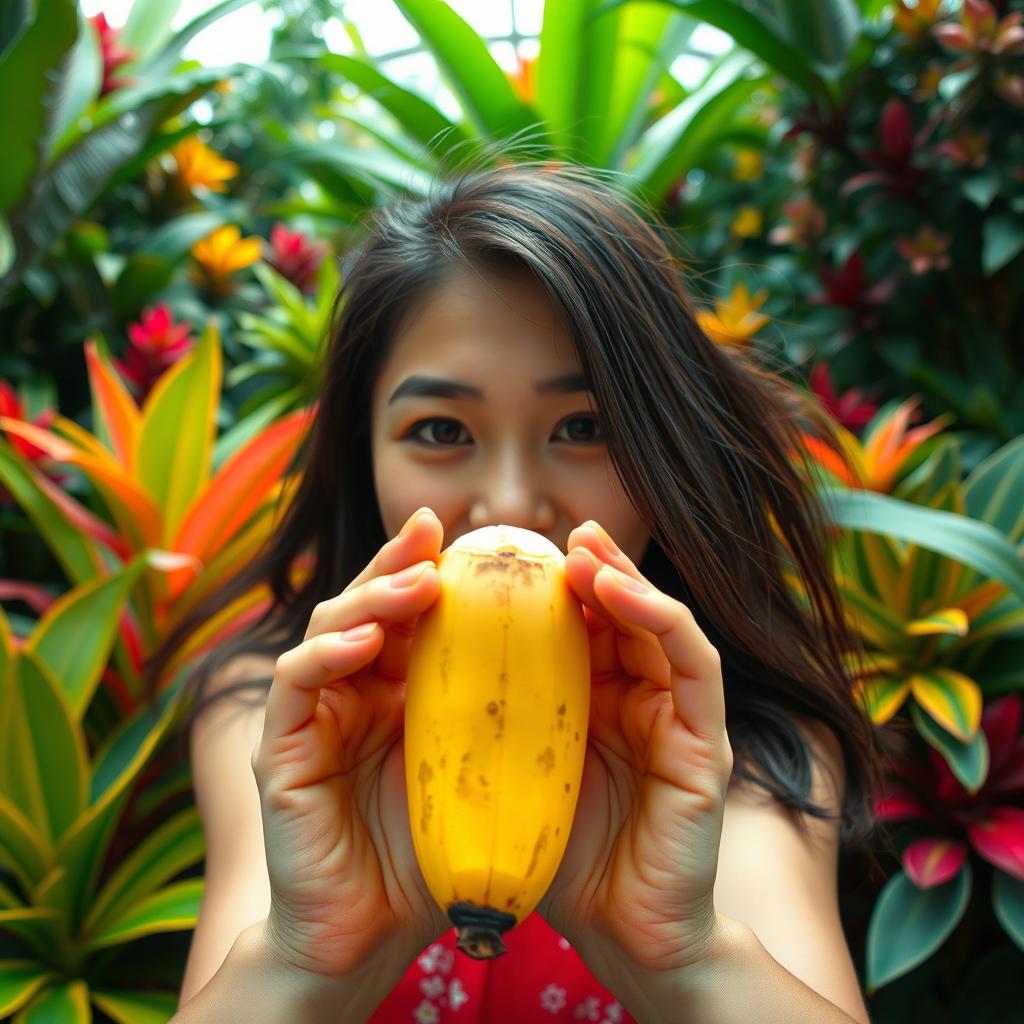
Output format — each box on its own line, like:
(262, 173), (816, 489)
(593, 564), (726, 743)
(336, 506), (442, 603)
(261, 623), (385, 746)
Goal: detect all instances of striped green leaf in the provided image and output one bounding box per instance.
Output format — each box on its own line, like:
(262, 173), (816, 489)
(820, 487), (1024, 605)
(91, 989), (178, 1024)
(0, 962), (59, 1021)
(865, 864), (972, 993)
(905, 609), (969, 637)
(8, 652), (87, 844)
(0, 792), (48, 894)
(14, 979), (90, 1023)
(85, 878), (204, 950)
(394, 0), (538, 141)
(629, 52), (762, 199)
(85, 806), (203, 937)
(910, 701), (989, 793)
(910, 668), (982, 744)
(22, 555), (149, 719)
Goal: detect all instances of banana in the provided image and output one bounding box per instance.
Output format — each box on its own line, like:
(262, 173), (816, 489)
(404, 525), (591, 959)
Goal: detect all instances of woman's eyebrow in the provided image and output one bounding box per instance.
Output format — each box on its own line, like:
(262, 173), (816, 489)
(388, 372), (590, 404)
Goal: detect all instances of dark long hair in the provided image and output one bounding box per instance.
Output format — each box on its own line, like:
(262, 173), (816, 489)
(143, 156), (906, 855)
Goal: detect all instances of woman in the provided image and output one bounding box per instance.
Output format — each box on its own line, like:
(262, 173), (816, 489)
(148, 158), (897, 1022)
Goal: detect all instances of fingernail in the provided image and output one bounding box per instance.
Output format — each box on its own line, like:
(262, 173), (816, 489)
(391, 561), (433, 588)
(342, 621), (379, 642)
(400, 507), (433, 538)
(589, 521), (620, 556)
(599, 565), (648, 593)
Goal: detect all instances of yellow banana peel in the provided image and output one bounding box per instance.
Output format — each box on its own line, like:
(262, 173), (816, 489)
(404, 525), (591, 959)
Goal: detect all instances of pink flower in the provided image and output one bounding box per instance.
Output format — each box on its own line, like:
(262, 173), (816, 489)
(768, 197), (827, 249)
(841, 98), (939, 202)
(875, 693), (1024, 887)
(0, 381), (62, 507)
(934, 131), (989, 168)
(113, 304), (194, 405)
(809, 364), (880, 433)
(933, 0), (1024, 56)
(896, 225), (952, 275)
(90, 13), (136, 97)
(265, 223), (326, 294)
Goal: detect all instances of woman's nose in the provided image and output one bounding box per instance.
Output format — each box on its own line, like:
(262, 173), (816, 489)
(467, 453), (557, 534)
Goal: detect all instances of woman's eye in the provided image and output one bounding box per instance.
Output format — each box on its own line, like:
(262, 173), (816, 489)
(402, 415), (604, 447)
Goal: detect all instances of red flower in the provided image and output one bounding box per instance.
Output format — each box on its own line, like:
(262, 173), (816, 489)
(875, 693), (1024, 888)
(934, 131), (990, 168)
(265, 223), (326, 295)
(809, 363), (880, 434)
(808, 249), (898, 329)
(113, 304), (194, 405)
(933, 0), (1024, 56)
(90, 13), (136, 97)
(0, 381), (62, 507)
(841, 98), (940, 202)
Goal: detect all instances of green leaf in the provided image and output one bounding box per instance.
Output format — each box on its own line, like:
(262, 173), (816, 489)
(0, 0), (78, 212)
(865, 864), (972, 993)
(819, 487), (1024, 605)
(119, 0), (183, 63)
(774, 0), (860, 67)
(971, 638), (1024, 696)
(599, 7), (691, 166)
(56, 685), (180, 935)
(129, 756), (193, 822)
(140, 0), (251, 79)
(10, 652), (88, 843)
(992, 869), (1024, 954)
(136, 322), (219, 545)
(88, 677), (180, 808)
(963, 170), (1000, 210)
(0, 0), (35, 62)
(90, 989), (178, 1024)
(41, 6), (101, 164)
(910, 701), (989, 794)
(0, 213), (13, 277)
(963, 435), (1024, 545)
(135, 206), (246, 263)
(312, 50), (472, 156)
(16, 979), (90, 1023)
(284, 140), (434, 196)
(394, 0), (539, 142)
(53, 787), (133, 939)
(85, 878), (204, 950)
(0, 906), (63, 963)
(0, 792), (48, 894)
(617, 0), (827, 98)
(982, 214), (1024, 276)
(0, 74), (221, 301)
(22, 555), (150, 719)
(0, 961), (58, 1021)
(629, 52), (762, 199)
(85, 806), (203, 937)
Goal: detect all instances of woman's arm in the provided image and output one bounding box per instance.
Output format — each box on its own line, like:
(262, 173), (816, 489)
(172, 918), (394, 1024)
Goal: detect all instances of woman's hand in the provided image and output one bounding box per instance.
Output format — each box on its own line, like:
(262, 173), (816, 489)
(251, 507), (451, 981)
(536, 520), (734, 976)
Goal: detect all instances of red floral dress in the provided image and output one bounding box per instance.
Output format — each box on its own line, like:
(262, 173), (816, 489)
(368, 912), (636, 1023)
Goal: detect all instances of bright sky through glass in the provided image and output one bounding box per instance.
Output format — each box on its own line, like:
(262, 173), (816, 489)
(78, 0), (729, 113)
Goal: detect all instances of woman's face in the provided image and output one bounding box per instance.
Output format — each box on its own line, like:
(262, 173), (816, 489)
(370, 266), (651, 562)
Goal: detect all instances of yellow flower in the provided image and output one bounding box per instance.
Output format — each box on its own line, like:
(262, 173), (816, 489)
(730, 205), (763, 238)
(191, 225), (261, 285)
(171, 136), (239, 195)
(696, 282), (770, 347)
(732, 149), (764, 182)
(893, 0), (945, 38)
